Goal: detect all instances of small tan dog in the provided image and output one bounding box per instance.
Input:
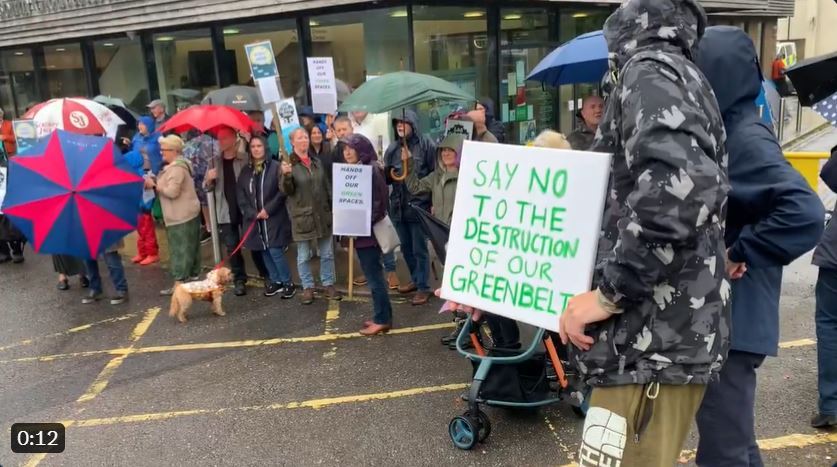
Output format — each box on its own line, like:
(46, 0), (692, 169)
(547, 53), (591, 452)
(169, 267), (233, 323)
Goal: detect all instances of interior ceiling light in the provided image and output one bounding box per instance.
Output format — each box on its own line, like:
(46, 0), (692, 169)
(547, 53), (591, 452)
(223, 28), (239, 35)
(464, 11), (485, 18)
(55, 48), (66, 52)
(309, 20), (320, 27)
(156, 36), (175, 42)
(503, 14), (522, 20)
(572, 13), (590, 18)
(390, 10), (408, 18)
(14, 51), (24, 56)
(103, 42), (115, 47)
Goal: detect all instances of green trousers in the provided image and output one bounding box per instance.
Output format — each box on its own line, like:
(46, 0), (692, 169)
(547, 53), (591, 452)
(578, 383), (706, 467)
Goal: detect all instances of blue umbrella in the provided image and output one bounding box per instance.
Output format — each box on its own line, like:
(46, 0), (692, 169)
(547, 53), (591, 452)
(526, 31), (608, 87)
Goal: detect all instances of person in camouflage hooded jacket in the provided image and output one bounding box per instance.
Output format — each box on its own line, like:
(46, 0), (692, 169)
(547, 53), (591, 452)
(558, 1), (731, 465)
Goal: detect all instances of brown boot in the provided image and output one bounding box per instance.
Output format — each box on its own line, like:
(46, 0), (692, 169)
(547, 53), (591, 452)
(301, 288), (315, 305)
(412, 291), (431, 306)
(398, 283), (417, 294)
(359, 323), (391, 336)
(325, 285), (343, 301)
(353, 275), (368, 286)
(387, 272), (400, 290)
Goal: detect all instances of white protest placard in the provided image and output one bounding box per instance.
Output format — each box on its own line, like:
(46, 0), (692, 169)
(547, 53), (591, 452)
(307, 57), (338, 115)
(332, 163), (372, 237)
(0, 167), (6, 214)
(275, 98), (300, 128)
(445, 119), (474, 140)
(441, 141), (611, 332)
(257, 77), (282, 104)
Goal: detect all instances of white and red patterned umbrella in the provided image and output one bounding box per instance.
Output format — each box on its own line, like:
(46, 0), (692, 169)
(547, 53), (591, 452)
(23, 97), (126, 139)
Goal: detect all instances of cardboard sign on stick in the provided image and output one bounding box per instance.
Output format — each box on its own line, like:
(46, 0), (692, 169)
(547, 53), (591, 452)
(441, 141), (611, 332)
(332, 163), (373, 237)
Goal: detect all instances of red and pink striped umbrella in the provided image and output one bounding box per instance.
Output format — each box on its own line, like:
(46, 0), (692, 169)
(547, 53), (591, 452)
(23, 97), (126, 139)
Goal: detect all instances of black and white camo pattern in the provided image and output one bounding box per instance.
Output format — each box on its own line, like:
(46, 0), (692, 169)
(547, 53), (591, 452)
(574, 0), (731, 387)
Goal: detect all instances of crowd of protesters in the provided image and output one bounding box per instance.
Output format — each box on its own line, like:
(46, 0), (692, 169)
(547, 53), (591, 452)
(1, 0), (836, 462)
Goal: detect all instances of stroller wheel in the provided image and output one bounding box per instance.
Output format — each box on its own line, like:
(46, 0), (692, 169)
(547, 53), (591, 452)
(449, 416), (479, 450)
(466, 410), (492, 442)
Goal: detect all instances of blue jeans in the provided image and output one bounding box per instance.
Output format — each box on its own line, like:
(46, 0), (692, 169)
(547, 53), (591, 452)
(816, 268), (837, 416)
(356, 246), (393, 325)
(85, 251), (127, 294)
(695, 350), (765, 467)
(261, 247), (292, 285)
(296, 236), (335, 290)
(393, 220), (429, 291)
(383, 251), (396, 273)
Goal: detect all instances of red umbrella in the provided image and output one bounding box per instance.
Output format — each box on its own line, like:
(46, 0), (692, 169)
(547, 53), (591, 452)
(22, 97), (126, 139)
(157, 105), (255, 135)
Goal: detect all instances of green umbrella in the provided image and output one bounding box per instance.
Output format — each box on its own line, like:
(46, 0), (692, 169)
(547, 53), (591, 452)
(338, 71), (475, 114)
(339, 71), (474, 181)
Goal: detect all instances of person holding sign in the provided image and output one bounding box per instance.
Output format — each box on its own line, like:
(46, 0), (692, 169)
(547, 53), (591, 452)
(560, 1), (731, 466)
(237, 135), (296, 299)
(342, 134), (393, 335)
(281, 128), (340, 305)
(404, 133), (464, 225)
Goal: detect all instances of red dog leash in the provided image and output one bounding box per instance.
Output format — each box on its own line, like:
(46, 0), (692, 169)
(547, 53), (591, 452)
(214, 218), (258, 270)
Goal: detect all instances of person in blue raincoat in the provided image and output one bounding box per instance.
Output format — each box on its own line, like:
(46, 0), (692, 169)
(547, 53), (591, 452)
(124, 116), (162, 266)
(694, 26), (825, 465)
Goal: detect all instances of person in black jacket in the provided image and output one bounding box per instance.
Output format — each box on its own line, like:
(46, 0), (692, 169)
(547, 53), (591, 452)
(384, 109), (436, 305)
(812, 143), (837, 430)
(237, 135), (295, 299)
(694, 26), (826, 464)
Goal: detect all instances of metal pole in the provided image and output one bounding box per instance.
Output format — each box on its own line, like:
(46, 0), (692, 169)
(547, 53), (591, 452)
(778, 98), (786, 141)
(206, 190), (222, 265)
(796, 98), (803, 134)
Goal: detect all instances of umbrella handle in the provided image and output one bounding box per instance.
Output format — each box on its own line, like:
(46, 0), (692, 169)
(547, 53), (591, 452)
(390, 144), (410, 182)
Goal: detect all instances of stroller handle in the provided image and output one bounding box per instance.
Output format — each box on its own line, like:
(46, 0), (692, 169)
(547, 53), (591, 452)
(455, 314), (546, 363)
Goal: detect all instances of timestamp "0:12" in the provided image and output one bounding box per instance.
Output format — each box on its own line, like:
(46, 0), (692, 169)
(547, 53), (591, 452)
(11, 423), (65, 454)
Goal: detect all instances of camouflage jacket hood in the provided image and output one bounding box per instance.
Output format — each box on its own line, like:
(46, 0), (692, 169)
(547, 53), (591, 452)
(577, 0), (731, 387)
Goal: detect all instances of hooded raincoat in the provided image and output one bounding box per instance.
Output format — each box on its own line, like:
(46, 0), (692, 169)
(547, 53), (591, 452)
(695, 26), (824, 357)
(404, 133), (464, 225)
(577, 0), (731, 387)
(383, 109), (437, 223)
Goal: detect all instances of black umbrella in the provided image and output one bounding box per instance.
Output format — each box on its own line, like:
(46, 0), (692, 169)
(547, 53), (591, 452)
(412, 204), (450, 266)
(786, 51), (837, 107)
(202, 85), (263, 112)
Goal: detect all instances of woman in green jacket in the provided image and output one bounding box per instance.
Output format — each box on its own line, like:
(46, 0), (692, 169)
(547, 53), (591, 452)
(403, 133), (464, 225)
(280, 128), (340, 305)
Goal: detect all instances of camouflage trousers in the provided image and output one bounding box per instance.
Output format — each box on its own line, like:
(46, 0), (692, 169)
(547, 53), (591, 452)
(578, 383), (706, 467)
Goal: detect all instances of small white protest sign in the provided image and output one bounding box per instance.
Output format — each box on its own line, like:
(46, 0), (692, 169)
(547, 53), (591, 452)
(275, 98), (300, 128)
(332, 163), (372, 237)
(307, 57), (338, 114)
(445, 119), (474, 140)
(441, 141), (611, 332)
(0, 167), (6, 214)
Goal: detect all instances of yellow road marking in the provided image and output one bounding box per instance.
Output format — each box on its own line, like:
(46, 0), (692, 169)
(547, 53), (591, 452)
(76, 307), (159, 403)
(22, 453), (48, 467)
(0, 322), (456, 364)
(559, 431), (837, 467)
(324, 300), (340, 335)
(66, 383), (469, 428)
(0, 312), (140, 352)
(779, 338), (817, 349)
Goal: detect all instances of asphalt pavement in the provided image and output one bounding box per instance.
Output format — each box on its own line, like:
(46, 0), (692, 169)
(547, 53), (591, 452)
(0, 245), (835, 466)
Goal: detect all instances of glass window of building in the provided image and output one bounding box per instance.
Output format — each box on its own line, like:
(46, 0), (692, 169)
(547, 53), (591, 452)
(557, 8), (612, 136)
(308, 8), (409, 90)
(94, 37), (150, 112)
(501, 9), (558, 144)
(221, 20), (299, 99)
(0, 49), (37, 118)
(153, 29), (217, 112)
(413, 6), (490, 141)
(43, 43), (86, 100)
